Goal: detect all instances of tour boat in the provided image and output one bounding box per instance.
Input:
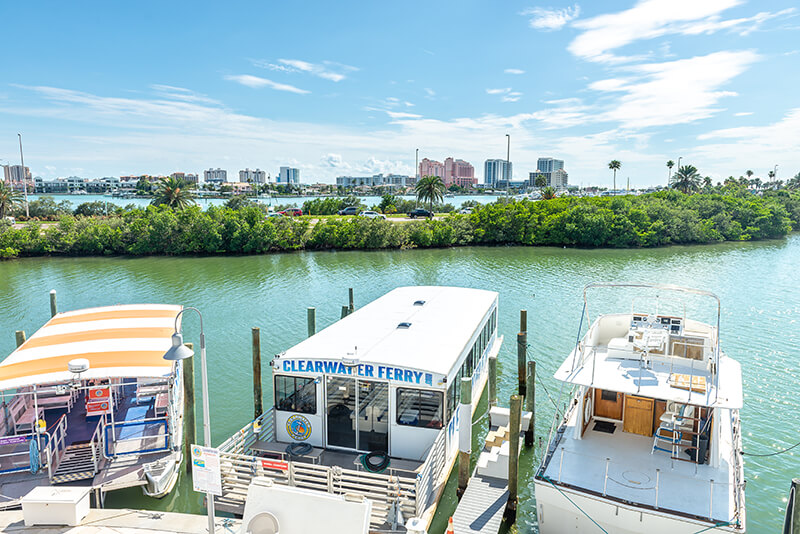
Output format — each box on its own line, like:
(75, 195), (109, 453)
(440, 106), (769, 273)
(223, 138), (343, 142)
(217, 286), (502, 532)
(535, 283), (745, 533)
(0, 304), (185, 507)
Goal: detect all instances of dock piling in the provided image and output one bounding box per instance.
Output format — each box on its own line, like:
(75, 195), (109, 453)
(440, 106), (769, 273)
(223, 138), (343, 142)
(15, 330), (26, 347)
(307, 307), (316, 337)
(457, 376), (472, 499)
(520, 309), (527, 334)
(517, 332), (527, 396)
(183, 343), (196, 474)
(525, 360), (536, 448)
(348, 288), (355, 313)
(341, 305), (349, 319)
(785, 478), (800, 534)
(504, 394), (522, 524)
(488, 355), (497, 409)
(49, 289), (57, 317)
(252, 327), (263, 419)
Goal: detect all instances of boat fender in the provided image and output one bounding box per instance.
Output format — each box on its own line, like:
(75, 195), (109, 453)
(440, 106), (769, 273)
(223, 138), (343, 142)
(286, 442), (313, 457)
(584, 397), (592, 424)
(361, 451), (390, 473)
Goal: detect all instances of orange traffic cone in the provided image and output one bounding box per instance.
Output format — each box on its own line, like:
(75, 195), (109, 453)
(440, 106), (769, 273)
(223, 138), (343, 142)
(446, 516), (455, 534)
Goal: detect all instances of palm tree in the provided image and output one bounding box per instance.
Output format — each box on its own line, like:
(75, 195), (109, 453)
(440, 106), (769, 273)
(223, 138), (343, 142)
(768, 170), (775, 180)
(414, 175), (445, 211)
(150, 177), (196, 209)
(608, 160), (621, 190)
(0, 182), (22, 219)
(666, 160), (674, 182)
(702, 176), (712, 191)
(670, 165), (701, 194)
(787, 173), (800, 190)
(745, 170), (754, 180)
(541, 186), (557, 200)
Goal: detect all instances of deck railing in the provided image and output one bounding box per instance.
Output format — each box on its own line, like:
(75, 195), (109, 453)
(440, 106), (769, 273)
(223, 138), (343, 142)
(46, 414), (68, 480)
(0, 433), (38, 475)
(103, 416), (169, 458)
(414, 426), (447, 516)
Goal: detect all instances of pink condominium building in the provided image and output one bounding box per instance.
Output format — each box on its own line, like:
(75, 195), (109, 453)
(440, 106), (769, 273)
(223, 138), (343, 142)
(419, 157), (477, 188)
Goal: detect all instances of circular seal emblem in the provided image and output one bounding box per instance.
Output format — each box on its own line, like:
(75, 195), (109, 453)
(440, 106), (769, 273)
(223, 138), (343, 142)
(286, 414), (312, 441)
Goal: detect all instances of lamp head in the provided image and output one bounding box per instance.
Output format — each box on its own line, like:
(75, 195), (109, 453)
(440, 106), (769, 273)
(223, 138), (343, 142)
(163, 332), (195, 361)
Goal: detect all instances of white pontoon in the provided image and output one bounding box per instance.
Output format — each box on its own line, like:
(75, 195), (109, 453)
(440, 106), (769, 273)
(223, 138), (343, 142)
(217, 286), (502, 532)
(0, 304), (185, 507)
(536, 283), (745, 533)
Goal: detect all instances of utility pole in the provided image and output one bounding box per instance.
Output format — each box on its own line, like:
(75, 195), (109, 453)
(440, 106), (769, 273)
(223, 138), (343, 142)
(18, 134), (29, 217)
(415, 148), (419, 181)
(505, 133), (511, 192)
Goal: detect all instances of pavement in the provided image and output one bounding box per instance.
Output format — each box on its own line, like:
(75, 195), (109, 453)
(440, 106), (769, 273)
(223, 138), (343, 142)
(0, 509), (240, 533)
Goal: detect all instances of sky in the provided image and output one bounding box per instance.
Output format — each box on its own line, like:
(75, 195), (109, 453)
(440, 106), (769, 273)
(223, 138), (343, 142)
(0, 0), (798, 187)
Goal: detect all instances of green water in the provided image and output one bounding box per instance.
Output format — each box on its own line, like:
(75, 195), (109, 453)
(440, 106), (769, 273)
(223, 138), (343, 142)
(1, 236), (798, 532)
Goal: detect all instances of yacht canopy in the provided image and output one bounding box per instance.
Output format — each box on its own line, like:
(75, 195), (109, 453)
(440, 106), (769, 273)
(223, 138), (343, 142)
(0, 304), (182, 391)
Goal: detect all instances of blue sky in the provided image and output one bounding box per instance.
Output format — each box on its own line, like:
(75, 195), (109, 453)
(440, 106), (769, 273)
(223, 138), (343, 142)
(1, 0), (798, 186)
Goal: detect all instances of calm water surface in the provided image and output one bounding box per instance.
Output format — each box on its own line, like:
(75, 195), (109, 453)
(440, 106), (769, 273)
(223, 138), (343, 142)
(0, 236), (798, 532)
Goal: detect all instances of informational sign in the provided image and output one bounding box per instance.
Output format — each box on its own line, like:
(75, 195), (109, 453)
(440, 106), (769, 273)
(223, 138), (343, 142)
(261, 459), (289, 471)
(0, 435), (29, 446)
(279, 359), (435, 386)
(191, 444), (221, 496)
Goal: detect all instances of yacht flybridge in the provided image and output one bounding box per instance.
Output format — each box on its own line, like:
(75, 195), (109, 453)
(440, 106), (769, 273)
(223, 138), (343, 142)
(536, 283), (745, 533)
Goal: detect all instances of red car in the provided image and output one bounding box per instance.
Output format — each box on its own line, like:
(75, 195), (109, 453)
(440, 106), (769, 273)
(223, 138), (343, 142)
(278, 208), (303, 216)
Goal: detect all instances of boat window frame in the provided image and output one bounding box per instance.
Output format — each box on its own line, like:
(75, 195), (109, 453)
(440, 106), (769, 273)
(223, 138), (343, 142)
(395, 387), (444, 429)
(274, 374), (317, 415)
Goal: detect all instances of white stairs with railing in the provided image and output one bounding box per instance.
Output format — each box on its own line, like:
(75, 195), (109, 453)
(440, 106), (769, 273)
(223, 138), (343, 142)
(52, 442), (98, 484)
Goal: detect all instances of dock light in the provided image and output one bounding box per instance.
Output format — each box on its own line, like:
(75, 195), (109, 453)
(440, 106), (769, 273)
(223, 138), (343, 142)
(162, 306), (215, 534)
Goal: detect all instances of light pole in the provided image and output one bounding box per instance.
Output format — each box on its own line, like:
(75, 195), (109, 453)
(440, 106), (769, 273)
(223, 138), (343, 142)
(774, 164), (778, 180)
(18, 134), (29, 217)
(677, 156), (682, 171)
(162, 307), (214, 534)
(415, 148), (419, 182)
(505, 134), (511, 192)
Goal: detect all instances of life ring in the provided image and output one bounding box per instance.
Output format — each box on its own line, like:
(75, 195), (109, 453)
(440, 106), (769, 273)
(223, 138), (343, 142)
(584, 396), (593, 424)
(361, 451), (390, 473)
(285, 442), (313, 457)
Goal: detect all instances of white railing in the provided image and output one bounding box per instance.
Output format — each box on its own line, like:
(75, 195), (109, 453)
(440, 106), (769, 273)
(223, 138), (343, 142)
(415, 426), (447, 516)
(46, 414), (68, 480)
(103, 415), (169, 458)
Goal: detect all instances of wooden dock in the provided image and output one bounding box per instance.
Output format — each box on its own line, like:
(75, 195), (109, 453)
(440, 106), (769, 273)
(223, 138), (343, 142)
(452, 474), (509, 534)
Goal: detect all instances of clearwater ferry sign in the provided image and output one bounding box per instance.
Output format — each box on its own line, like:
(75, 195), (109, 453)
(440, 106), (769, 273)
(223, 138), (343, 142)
(277, 358), (438, 387)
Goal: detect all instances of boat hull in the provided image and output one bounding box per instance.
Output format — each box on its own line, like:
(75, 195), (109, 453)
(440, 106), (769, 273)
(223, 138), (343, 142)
(534, 480), (743, 534)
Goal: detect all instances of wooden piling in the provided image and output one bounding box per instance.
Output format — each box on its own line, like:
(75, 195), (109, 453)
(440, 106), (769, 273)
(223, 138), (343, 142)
(341, 305), (349, 319)
(49, 289), (57, 317)
(788, 478), (800, 534)
(520, 309), (527, 334)
(307, 307), (316, 338)
(517, 332), (527, 396)
(488, 355), (497, 408)
(252, 327), (263, 420)
(348, 288), (355, 313)
(456, 376), (472, 499)
(504, 394), (522, 524)
(183, 343), (195, 474)
(15, 330), (26, 348)
(525, 360), (536, 448)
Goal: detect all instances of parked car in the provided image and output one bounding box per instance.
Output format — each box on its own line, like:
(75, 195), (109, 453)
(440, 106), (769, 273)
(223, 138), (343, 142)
(279, 208), (303, 216)
(265, 212), (284, 218)
(407, 208), (433, 219)
(359, 210), (386, 220)
(459, 207), (473, 214)
(337, 206), (360, 216)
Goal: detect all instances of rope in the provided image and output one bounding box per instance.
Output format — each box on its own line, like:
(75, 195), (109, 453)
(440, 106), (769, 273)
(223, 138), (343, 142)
(742, 439), (800, 457)
(691, 520), (734, 533)
(540, 475), (609, 533)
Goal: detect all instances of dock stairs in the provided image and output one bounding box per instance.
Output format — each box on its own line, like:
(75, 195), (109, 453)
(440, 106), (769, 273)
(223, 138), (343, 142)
(52, 443), (98, 484)
(452, 406), (531, 534)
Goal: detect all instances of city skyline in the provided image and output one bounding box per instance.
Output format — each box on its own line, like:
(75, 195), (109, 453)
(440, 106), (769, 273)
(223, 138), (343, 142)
(0, 1), (798, 186)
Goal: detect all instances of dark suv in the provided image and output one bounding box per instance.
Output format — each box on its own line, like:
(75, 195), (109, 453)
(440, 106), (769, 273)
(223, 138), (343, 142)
(407, 208), (433, 219)
(338, 206), (359, 216)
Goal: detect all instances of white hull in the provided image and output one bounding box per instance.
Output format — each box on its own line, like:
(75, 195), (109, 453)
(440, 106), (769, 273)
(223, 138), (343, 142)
(535, 481), (741, 534)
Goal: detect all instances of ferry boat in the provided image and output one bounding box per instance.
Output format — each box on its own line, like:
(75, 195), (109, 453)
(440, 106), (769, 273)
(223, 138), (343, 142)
(0, 304), (185, 507)
(217, 286), (502, 531)
(535, 283), (745, 533)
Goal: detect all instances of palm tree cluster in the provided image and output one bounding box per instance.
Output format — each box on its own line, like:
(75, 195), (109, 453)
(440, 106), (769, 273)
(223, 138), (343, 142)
(0, 182), (22, 219)
(150, 177), (196, 209)
(414, 175), (445, 211)
(670, 165), (702, 194)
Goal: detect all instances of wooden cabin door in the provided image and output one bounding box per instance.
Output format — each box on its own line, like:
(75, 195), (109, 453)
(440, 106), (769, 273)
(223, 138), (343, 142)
(623, 395), (654, 437)
(594, 389), (623, 420)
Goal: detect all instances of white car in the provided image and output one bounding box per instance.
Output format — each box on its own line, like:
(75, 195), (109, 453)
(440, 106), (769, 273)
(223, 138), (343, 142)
(459, 207), (473, 214)
(359, 211), (386, 220)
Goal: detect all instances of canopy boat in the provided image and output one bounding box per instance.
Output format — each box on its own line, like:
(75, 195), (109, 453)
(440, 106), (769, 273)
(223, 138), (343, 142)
(217, 286), (503, 532)
(535, 283), (745, 533)
(0, 304), (185, 507)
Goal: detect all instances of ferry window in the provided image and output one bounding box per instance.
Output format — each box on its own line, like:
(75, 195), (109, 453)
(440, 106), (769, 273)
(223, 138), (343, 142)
(396, 388), (443, 429)
(274, 375), (316, 414)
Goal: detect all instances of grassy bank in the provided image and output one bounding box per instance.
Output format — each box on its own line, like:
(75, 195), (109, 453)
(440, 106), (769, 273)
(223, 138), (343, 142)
(1, 190), (798, 259)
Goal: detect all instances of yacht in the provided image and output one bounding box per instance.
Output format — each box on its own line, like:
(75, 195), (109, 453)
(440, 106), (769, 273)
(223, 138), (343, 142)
(536, 283), (745, 533)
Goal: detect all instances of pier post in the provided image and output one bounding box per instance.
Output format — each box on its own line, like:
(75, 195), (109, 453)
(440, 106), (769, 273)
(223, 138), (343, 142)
(348, 288), (355, 313)
(488, 355), (497, 409)
(525, 360), (535, 448)
(307, 307), (316, 337)
(517, 332), (527, 396)
(49, 289), (58, 317)
(252, 327), (263, 420)
(183, 343), (196, 474)
(15, 330), (26, 347)
(520, 309), (527, 334)
(504, 394), (522, 524)
(457, 376), (472, 499)
(786, 478), (800, 534)
(341, 305), (349, 319)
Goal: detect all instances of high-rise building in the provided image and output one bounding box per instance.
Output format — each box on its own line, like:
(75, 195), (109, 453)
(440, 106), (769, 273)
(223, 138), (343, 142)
(530, 168), (569, 189)
(184, 173), (200, 184)
(536, 158), (565, 174)
(419, 158), (445, 181)
(484, 159), (512, 186)
(336, 174), (412, 188)
(3, 165), (31, 182)
(278, 167), (300, 184)
(239, 168), (267, 183)
(419, 157), (476, 188)
(203, 168), (227, 183)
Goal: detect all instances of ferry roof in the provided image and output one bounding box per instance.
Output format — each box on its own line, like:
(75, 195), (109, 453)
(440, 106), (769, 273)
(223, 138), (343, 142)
(278, 286), (498, 378)
(0, 304), (182, 391)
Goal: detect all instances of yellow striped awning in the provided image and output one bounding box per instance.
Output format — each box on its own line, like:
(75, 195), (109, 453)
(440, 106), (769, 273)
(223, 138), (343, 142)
(0, 304), (183, 391)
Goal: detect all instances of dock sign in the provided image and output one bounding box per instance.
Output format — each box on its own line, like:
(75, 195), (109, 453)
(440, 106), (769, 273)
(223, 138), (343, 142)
(191, 444), (221, 496)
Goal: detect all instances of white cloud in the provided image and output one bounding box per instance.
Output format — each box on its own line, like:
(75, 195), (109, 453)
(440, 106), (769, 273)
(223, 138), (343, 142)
(504, 68), (525, 75)
(252, 58), (357, 82)
(521, 5), (581, 31)
(150, 84), (220, 105)
(386, 111), (423, 119)
(321, 153), (347, 168)
(486, 88), (510, 95)
(734, 111), (753, 116)
(424, 88), (436, 98)
(224, 75), (310, 94)
(487, 88), (523, 102)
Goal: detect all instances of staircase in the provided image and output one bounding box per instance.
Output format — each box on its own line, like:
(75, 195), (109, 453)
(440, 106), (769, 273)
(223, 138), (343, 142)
(52, 442), (98, 484)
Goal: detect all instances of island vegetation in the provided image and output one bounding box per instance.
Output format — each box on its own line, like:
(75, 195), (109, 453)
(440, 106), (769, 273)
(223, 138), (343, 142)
(0, 173), (798, 259)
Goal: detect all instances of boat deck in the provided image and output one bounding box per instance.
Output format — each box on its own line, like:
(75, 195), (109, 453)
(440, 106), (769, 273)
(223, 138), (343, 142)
(540, 406), (737, 523)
